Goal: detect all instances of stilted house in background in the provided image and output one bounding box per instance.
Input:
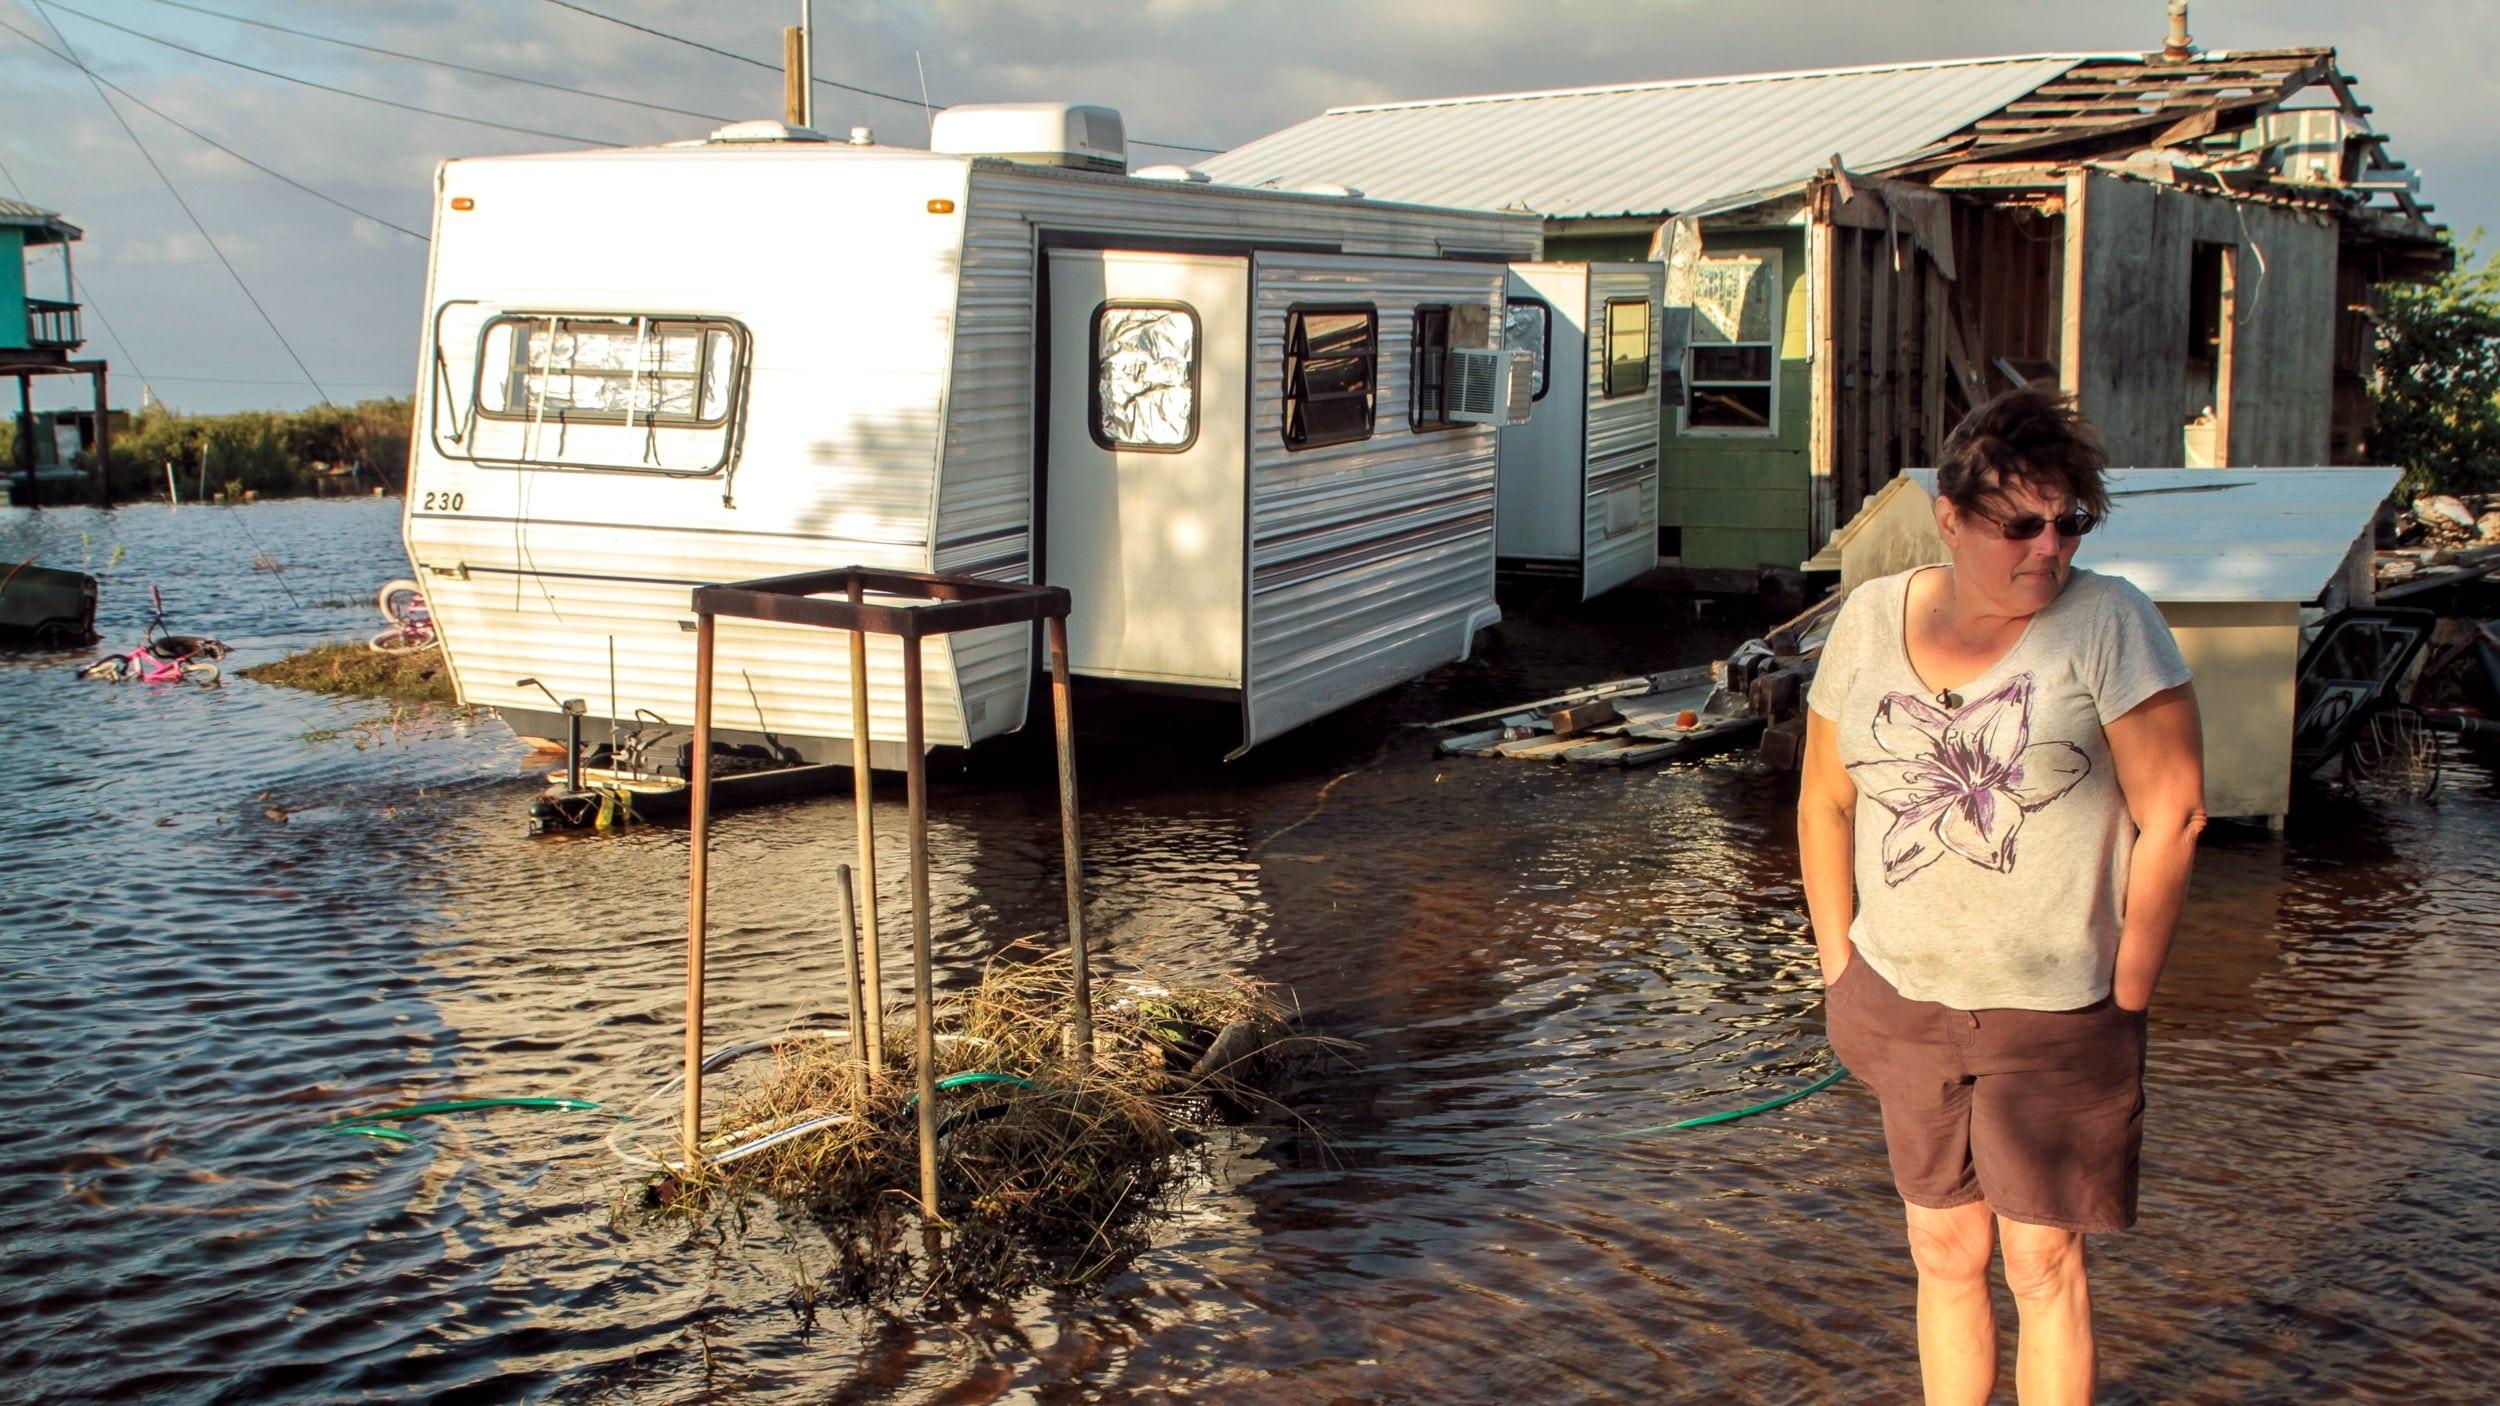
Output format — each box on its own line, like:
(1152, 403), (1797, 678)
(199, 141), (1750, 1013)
(2, 196), (110, 507)
(1202, 15), (2448, 590)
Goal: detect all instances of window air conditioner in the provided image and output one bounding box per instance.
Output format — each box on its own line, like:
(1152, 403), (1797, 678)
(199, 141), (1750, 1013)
(1448, 348), (1536, 426)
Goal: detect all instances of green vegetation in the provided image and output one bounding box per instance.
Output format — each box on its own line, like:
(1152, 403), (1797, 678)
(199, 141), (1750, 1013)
(3, 399), (410, 503)
(239, 640), (453, 703)
(2374, 236), (2500, 498)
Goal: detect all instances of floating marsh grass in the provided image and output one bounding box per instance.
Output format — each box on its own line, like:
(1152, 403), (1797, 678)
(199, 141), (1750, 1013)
(241, 640), (455, 703)
(629, 942), (1342, 1296)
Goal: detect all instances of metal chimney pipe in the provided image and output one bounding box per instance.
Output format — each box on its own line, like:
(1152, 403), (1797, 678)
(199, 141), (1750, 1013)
(2164, 1), (2195, 61)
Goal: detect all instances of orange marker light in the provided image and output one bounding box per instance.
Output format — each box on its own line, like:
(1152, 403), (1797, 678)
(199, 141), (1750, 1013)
(449, 197), (475, 211)
(927, 198), (956, 214)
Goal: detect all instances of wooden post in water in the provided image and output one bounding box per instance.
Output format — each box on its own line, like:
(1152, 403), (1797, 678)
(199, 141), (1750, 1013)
(902, 635), (940, 1216)
(848, 579), (884, 1074)
(833, 862), (868, 1072)
(681, 613), (719, 1169)
(1046, 617), (1093, 1061)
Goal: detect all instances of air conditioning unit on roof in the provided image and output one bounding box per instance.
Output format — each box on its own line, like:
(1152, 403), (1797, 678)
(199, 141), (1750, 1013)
(2256, 108), (2366, 187)
(1448, 348), (1535, 426)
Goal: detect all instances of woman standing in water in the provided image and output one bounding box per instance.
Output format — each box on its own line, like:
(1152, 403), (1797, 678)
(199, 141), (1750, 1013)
(1798, 389), (2207, 1405)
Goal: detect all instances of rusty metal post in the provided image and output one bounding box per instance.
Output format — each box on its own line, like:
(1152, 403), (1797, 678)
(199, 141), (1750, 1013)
(902, 635), (940, 1216)
(1045, 616), (1093, 1061)
(833, 861), (868, 1072)
(848, 579), (884, 1074)
(682, 612), (719, 1169)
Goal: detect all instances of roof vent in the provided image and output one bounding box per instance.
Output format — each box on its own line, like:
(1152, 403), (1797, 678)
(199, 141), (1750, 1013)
(707, 120), (830, 144)
(1133, 164), (1211, 183)
(849, 125), (876, 146)
(1292, 181), (1365, 199)
(929, 103), (1125, 173)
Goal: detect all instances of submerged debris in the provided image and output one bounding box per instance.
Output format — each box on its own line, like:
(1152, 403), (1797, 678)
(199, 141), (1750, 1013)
(240, 640), (455, 703)
(624, 943), (1334, 1298)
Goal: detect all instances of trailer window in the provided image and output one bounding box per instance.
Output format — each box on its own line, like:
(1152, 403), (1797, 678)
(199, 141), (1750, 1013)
(1602, 298), (1652, 399)
(1503, 297), (1552, 400)
(1410, 305), (1456, 431)
(1091, 302), (1199, 451)
(1682, 250), (1781, 435)
(1283, 305), (1377, 450)
(477, 315), (741, 427)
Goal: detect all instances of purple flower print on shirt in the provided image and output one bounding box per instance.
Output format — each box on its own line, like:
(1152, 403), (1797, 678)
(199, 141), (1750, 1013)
(1847, 674), (2090, 886)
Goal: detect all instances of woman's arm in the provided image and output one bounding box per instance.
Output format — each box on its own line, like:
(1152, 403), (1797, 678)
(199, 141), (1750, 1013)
(2105, 682), (2207, 1011)
(1798, 709), (1858, 986)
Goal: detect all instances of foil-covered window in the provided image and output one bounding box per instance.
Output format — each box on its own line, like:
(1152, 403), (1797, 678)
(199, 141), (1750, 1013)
(1503, 297), (1552, 400)
(477, 315), (742, 426)
(1091, 303), (1199, 451)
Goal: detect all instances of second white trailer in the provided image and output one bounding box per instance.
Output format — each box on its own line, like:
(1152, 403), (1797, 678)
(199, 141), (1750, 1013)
(1496, 262), (1665, 599)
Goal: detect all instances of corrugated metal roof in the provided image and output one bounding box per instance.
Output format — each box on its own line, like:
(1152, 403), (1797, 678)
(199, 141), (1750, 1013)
(0, 196), (80, 239)
(1905, 467), (2398, 604)
(1198, 54), (2092, 221)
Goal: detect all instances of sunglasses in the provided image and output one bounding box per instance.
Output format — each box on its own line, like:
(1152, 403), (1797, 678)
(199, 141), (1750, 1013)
(1971, 506), (2098, 541)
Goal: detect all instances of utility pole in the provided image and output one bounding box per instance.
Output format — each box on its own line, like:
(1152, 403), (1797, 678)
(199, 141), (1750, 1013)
(782, 3), (813, 130)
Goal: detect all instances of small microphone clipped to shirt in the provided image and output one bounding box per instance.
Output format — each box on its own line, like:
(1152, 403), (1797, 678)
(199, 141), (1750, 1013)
(1936, 689), (1962, 709)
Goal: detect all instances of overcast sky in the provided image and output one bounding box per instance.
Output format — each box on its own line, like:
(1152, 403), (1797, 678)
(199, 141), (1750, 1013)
(3, 0), (2492, 415)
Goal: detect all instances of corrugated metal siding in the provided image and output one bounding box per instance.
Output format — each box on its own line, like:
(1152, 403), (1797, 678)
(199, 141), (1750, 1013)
(1581, 265), (1664, 598)
(1199, 56), (2083, 219)
(1242, 254), (1509, 748)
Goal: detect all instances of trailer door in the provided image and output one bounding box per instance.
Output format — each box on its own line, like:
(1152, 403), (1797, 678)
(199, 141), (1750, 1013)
(1044, 250), (1249, 688)
(1580, 264), (1665, 600)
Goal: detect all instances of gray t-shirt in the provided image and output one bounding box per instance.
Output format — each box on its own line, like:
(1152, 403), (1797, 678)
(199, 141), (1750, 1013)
(1807, 566), (2192, 1011)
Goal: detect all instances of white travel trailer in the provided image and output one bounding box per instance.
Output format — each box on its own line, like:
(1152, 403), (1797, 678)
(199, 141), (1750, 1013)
(402, 108), (1543, 764)
(1496, 262), (1665, 599)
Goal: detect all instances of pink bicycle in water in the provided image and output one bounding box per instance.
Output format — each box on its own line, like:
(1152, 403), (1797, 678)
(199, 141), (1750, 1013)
(370, 579), (437, 654)
(77, 585), (229, 685)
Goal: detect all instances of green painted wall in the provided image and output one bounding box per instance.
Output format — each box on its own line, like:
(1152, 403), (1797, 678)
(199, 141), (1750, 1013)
(0, 228), (26, 351)
(1549, 226), (1813, 574)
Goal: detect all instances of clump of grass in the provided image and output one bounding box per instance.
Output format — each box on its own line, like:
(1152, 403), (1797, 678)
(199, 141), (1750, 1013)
(626, 942), (1339, 1298)
(240, 640), (454, 703)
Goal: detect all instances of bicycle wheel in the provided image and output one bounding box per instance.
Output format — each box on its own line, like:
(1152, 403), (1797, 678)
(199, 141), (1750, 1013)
(369, 626), (437, 655)
(376, 579), (426, 625)
(78, 656), (127, 682)
(185, 659), (222, 686)
(2341, 705), (2441, 802)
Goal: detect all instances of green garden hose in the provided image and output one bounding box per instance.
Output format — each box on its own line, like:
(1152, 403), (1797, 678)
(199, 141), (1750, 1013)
(899, 1071), (1041, 1111)
(323, 1096), (607, 1146)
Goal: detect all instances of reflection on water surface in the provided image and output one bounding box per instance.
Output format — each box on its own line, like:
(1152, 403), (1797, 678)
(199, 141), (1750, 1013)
(2, 499), (2494, 1403)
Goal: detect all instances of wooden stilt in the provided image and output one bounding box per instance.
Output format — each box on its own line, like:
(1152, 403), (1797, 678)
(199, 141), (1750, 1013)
(834, 862), (868, 1072)
(902, 636), (940, 1217)
(849, 580), (884, 1074)
(1046, 617), (1093, 1061)
(682, 612), (719, 1169)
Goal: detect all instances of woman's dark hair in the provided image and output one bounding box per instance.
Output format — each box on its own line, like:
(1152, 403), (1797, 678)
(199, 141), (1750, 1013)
(1935, 388), (2110, 521)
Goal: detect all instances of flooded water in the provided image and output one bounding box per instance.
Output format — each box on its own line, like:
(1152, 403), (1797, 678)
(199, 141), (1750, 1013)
(2, 496), (2496, 1404)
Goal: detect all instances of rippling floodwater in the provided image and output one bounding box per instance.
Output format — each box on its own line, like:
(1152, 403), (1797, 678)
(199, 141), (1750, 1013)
(2, 497), (2495, 1404)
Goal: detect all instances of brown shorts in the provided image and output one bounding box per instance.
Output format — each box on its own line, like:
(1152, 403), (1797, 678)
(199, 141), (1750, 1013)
(1825, 957), (2148, 1234)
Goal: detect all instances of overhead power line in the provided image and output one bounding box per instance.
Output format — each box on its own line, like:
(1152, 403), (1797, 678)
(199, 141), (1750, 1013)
(39, 1), (617, 147)
(536, 0), (1225, 155)
(133, 0), (735, 126)
(28, 1), (332, 403)
(0, 13), (427, 241)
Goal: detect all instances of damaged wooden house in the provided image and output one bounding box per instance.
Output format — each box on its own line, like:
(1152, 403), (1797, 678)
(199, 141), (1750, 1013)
(1202, 8), (2448, 590)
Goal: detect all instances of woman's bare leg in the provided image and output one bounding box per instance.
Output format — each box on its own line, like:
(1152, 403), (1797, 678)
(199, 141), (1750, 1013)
(1904, 1199), (1997, 1404)
(1997, 1216), (2094, 1404)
